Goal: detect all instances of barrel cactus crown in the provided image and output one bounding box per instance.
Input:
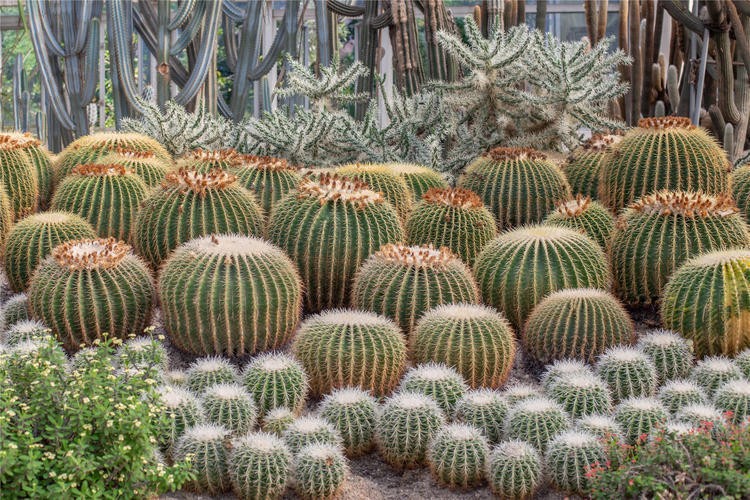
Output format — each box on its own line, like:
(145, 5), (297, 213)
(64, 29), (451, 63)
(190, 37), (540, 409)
(545, 431), (606, 495)
(227, 432), (291, 500)
(134, 168), (265, 267)
(454, 389), (509, 444)
(174, 424), (231, 494)
(382, 162), (448, 201)
(657, 379), (708, 414)
(1, 293), (30, 331)
(28, 238), (155, 350)
(0, 135), (39, 218)
(98, 148), (172, 187)
(458, 147), (571, 229)
(563, 131), (623, 199)
(398, 362), (469, 417)
(242, 352), (308, 416)
(637, 329), (695, 383)
(177, 148), (244, 172)
(737, 349), (750, 379)
(543, 196), (615, 249)
(427, 424), (490, 490)
(2, 319), (51, 347)
(336, 163), (413, 219)
(595, 347), (657, 402)
(675, 403), (725, 429)
(614, 397), (669, 444)
(159, 234), (302, 356)
(2, 132), (54, 206)
(486, 440), (542, 500)
(662, 250), (750, 357)
(353, 243), (480, 334)
(502, 383), (544, 407)
(202, 383), (258, 436)
(292, 309), (407, 397)
(504, 397), (570, 451)
(690, 356), (743, 396)
(406, 188), (497, 265)
(546, 373), (613, 419)
(523, 288), (634, 365)
(574, 414), (623, 441)
(3, 211), (96, 292)
(318, 387), (377, 457)
(156, 385), (204, 456)
(281, 416), (343, 455)
(291, 443), (349, 500)
(541, 359), (595, 392)
(714, 379), (750, 424)
(611, 190), (750, 305)
(186, 357), (239, 394)
(262, 408), (296, 436)
(268, 174), (403, 312)
(232, 155), (302, 215)
(475, 225), (610, 330)
(0, 182), (12, 248)
(411, 303), (516, 389)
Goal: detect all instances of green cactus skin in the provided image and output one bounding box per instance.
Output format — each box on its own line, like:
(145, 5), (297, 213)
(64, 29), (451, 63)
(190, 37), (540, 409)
(546, 373), (613, 419)
(98, 149), (173, 187)
(523, 288), (634, 365)
(0, 136), (39, 219)
(614, 397), (669, 444)
(202, 383), (258, 436)
(228, 432), (292, 500)
(504, 397), (570, 452)
(502, 384), (544, 407)
(116, 336), (169, 370)
(174, 424), (232, 494)
(4, 211), (96, 292)
(598, 117), (730, 213)
(375, 391), (446, 469)
(3, 132), (54, 207)
(545, 431), (606, 495)
(690, 356), (743, 397)
(637, 329), (695, 384)
(318, 387), (378, 457)
(610, 191), (750, 305)
(475, 225), (610, 331)
(157, 385), (204, 457)
(731, 164), (750, 220)
(543, 196), (615, 250)
(186, 357), (239, 395)
(427, 424), (489, 490)
(675, 403), (725, 430)
(242, 352), (308, 416)
(352, 243), (480, 335)
(398, 362), (470, 417)
(405, 188), (497, 266)
(486, 440), (542, 500)
(2, 319), (51, 347)
(292, 309), (407, 397)
(232, 155), (303, 216)
(268, 174), (404, 312)
(291, 443), (349, 500)
(540, 360), (595, 392)
(455, 389), (509, 444)
(573, 415), (623, 442)
(382, 162), (448, 201)
(262, 408), (296, 436)
(662, 250), (750, 358)
(563, 132), (623, 199)
(176, 148), (245, 173)
(0, 182), (12, 248)
(1, 294), (30, 331)
(595, 347), (657, 403)
(159, 234), (302, 357)
(28, 238), (155, 350)
(336, 163), (413, 220)
(411, 303), (516, 389)
(458, 148), (571, 229)
(657, 380), (708, 414)
(281, 416), (343, 455)
(737, 349), (750, 379)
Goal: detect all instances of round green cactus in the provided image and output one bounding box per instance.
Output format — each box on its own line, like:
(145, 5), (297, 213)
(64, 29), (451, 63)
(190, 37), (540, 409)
(427, 424), (489, 490)
(1, 293), (30, 331)
(164, 370), (188, 387)
(2, 319), (51, 347)
(134, 168), (265, 268)
(637, 329), (695, 384)
(268, 174), (404, 312)
(176, 148), (245, 173)
(381, 162), (448, 201)
(281, 416), (343, 455)
(352, 243), (479, 335)
(398, 362), (469, 417)
(657, 379), (708, 414)
(242, 352), (308, 416)
(610, 191), (750, 305)
(474, 225), (610, 330)
(232, 155), (302, 216)
(405, 188), (497, 266)
(614, 397), (669, 444)
(0, 182), (13, 248)
(502, 384), (544, 407)
(523, 288), (634, 365)
(156, 385), (204, 457)
(0, 135), (39, 218)
(657, 422), (696, 439)
(454, 389), (509, 444)
(116, 336), (169, 369)
(292, 309), (407, 397)
(713, 379), (750, 425)
(186, 357), (239, 394)
(690, 356), (743, 397)
(2, 132), (54, 207)
(595, 347), (657, 402)
(98, 148), (173, 187)
(563, 132), (623, 199)
(411, 303), (516, 389)
(336, 163), (413, 220)
(202, 383), (258, 436)
(546, 373), (613, 419)
(736, 349), (750, 379)
(543, 196), (615, 249)
(3, 211), (96, 292)
(291, 443), (349, 500)
(28, 238), (155, 350)
(732, 163), (750, 219)
(159, 234), (302, 357)
(174, 424), (232, 494)
(375, 391), (446, 469)
(504, 397), (570, 451)
(540, 359), (595, 392)
(262, 408), (296, 436)
(486, 439), (542, 500)
(675, 403), (725, 430)
(318, 387), (377, 457)
(545, 430), (606, 494)
(227, 432), (291, 500)
(458, 147), (571, 229)
(574, 414), (623, 442)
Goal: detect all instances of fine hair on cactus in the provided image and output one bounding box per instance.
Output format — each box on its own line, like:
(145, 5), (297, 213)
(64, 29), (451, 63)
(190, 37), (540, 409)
(714, 379), (750, 424)
(657, 379), (708, 414)
(454, 389), (509, 444)
(397, 362), (470, 417)
(595, 346), (658, 402)
(546, 372), (613, 419)
(573, 414), (623, 442)
(486, 439), (542, 500)
(1, 293), (31, 331)
(201, 383), (258, 436)
(291, 443), (349, 500)
(186, 357), (239, 394)
(227, 431), (292, 500)
(543, 195), (615, 250)
(117, 335), (169, 369)
(540, 359), (595, 392)
(318, 387), (378, 457)
(503, 396), (570, 452)
(281, 416), (343, 455)
(675, 403), (725, 430)
(2, 319), (51, 347)
(427, 424), (490, 490)
(176, 148), (245, 172)
(614, 397), (669, 445)
(242, 352), (308, 416)
(174, 423), (232, 494)
(736, 348), (750, 379)
(156, 385), (204, 458)
(636, 329), (695, 383)
(502, 383), (544, 407)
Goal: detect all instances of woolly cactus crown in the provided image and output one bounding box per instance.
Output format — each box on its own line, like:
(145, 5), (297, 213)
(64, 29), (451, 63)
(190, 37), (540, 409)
(183, 233), (279, 258)
(579, 131), (624, 150)
(552, 195), (599, 218)
(625, 190), (738, 218)
(296, 173), (384, 206)
(637, 116), (695, 130)
(306, 308), (397, 327)
(178, 148), (244, 167)
(163, 167), (237, 195)
(71, 163), (134, 177)
(421, 187), (484, 209)
(51, 238), (132, 271)
(367, 242), (460, 269)
(483, 147), (547, 162)
(239, 154), (297, 171)
(158, 386), (198, 409)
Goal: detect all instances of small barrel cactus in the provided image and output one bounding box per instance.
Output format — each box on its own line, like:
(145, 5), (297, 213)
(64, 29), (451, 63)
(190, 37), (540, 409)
(614, 397), (669, 444)
(502, 383), (544, 407)
(523, 288), (634, 364)
(159, 234), (303, 356)
(713, 379), (750, 424)
(164, 370), (188, 386)
(1, 293), (30, 331)
(186, 357), (239, 394)
(291, 443), (349, 500)
(336, 163), (413, 220)
(454, 389), (509, 444)
(232, 154), (302, 215)
(486, 440), (542, 500)
(540, 359), (595, 392)
(242, 352), (308, 416)
(543, 196), (615, 249)
(319, 387), (377, 457)
(281, 416), (343, 455)
(375, 391), (446, 469)
(0, 135), (39, 218)
(504, 397), (570, 452)
(545, 430), (606, 495)
(574, 414), (623, 442)
(563, 131), (623, 199)
(156, 385), (204, 456)
(411, 303), (515, 389)
(176, 148), (245, 172)
(406, 188), (497, 266)
(28, 238), (155, 350)
(202, 383), (258, 436)
(2, 319), (51, 347)
(116, 336), (169, 369)
(292, 309), (407, 397)
(737, 349), (750, 379)
(382, 162), (448, 201)
(691, 356), (744, 397)
(732, 164), (750, 221)
(262, 408), (296, 436)
(546, 373), (613, 419)
(427, 424), (489, 490)
(595, 347), (657, 402)
(657, 379), (707, 414)
(637, 329), (694, 383)
(675, 403), (725, 430)
(227, 432), (292, 500)
(174, 424), (232, 494)
(98, 148), (172, 187)
(352, 243), (480, 335)
(474, 225), (610, 330)
(458, 147), (571, 229)
(398, 362), (469, 417)
(0, 182), (12, 248)
(1, 132), (54, 207)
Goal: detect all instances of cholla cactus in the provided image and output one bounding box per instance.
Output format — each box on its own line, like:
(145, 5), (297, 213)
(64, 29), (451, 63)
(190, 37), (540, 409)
(261, 408), (296, 437)
(242, 352), (308, 416)
(502, 384), (543, 407)
(574, 414), (623, 442)
(291, 443), (349, 500)
(545, 431), (606, 495)
(543, 196), (615, 249)
(657, 380), (707, 414)
(318, 388), (377, 457)
(2, 319), (51, 347)
(690, 356), (744, 397)
(186, 357), (239, 394)
(117, 336), (168, 369)
(675, 403), (725, 430)
(1, 293), (30, 330)
(454, 389), (509, 444)
(281, 416), (343, 455)
(504, 397), (570, 451)
(427, 424), (489, 490)
(714, 379), (750, 424)
(227, 432), (291, 500)
(546, 373), (613, 419)
(486, 440), (542, 500)
(157, 385), (204, 457)
(737, 349), (750, 379)
(541, 359), (594, 392)
(202, 383), (258, 436)
(174, 424), (232, 494)
(637, 329), (694, 383)
(595, 347), (657, 402)
(398, 362), (469, 417)
(614, 397), (669, 444)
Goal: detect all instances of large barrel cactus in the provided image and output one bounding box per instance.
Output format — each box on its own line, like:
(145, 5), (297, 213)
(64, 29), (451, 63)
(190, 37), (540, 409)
(176, 148), (245, 173)
(336, 163), (413, 220)
(382, 163), (448, 201)
(232, 155), (302, 215)
(98, 148), (173, 187)
(0, 135), (39, 219)
(543, 196), (614, 249)
(564, 132), (623, 199)
(2, 132), (54, 207)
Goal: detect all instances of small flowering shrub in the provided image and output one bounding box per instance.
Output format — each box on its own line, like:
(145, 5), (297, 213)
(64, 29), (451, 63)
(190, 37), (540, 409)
(0, 335), (192, 499)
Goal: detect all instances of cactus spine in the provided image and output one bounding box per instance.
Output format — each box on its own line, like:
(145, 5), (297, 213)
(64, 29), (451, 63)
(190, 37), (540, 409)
(242, 352), (308, 416)
(455, 389), (509, 444)
(546, 373), (613, 419)
(614, 397), (669, 444)
(657, 380), (708, 414)
(98, 148), (173, 187)
(486, 440), (542, 500)
(281, 416), (343, 455)
(2, 132), (53, 207)
(690, 356), (743, 397)
(545, 431), (606, 495)
(595, 347), (657, 402)
(637, 329), (695, 383)
(186, 357), (240, 395)
(675, 403), (725, 430)
(1, 294), (30, 331)
(202, 383), (258, 436)
(737, 348), (750, 379)
(504, 397), (570, 452)
(731, 164), (750, 221)
(0, 135), (38, 218)
(157, 385), (204, 457)
(2, 319), (51, 347)
(336, 163), (413, 220)
(174, 424), (232, 494)
(117, 336), (169, 369)
(427, 424), (489, 490)
(541, 360), (595, 392)
(227, 432), (291, 500)
(543, 196), (615, 250)
(262, 408), (296, 436)
(573, 415), (623, 442)
(502, 384), (544, 407)
(318, 387), (378, 457)
(291, 443), (349, 500)
(232, 155), (302, 215)
(713, 379), (750, 424)
(382, 162), (449, 201)
(563, 132), (623, 199)
(0, 183), (12, 248)
(398, 363), (470, 417)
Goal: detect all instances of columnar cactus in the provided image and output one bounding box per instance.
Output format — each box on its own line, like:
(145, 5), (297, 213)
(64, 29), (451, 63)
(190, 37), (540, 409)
(98, 148), (173, 187)
(375, 391), (446, 469)
(398, 362), (469, 417)
(563, 132), (623, 199)
(291, 443), (349, 500)
(486, 440), (542, 500)
(637, 329), (695, 383)
(502, 384), (544, 407)
(117, 336), (169, 369)
(543, 196), (615, 249)
(1, 293), (30, 331)
(675, 403), (725, 429)
(0, 182), (12, 248)
(614, 397), (669, 444)
(174, 424), (232, 494)
(268, 174), (403, 312)
(157, 385), (204, 456)
(227, 432), (292, 500)
(458, 148), (571, 229)
(159, 235), (303, 356)
(541, 359), (595, 392)
(262, 408), (296, 436)
(427, 424), (489, 490)
(574, 415), (623, 441)
(232, 155), (302, 215)
(242, 352), (308, 416)
(186, 357), (239, 394)
(3, 211), (96, 292)
(2, 319), (51, 347)
(662, 249), (750, 357)
(454, 389), (509, 444)
(177, 148), (244, 172)
(523, 288), (634, 364)
(595, 347), (657, 402)
(411, 303), (516, 389)
(609, 191), (750, 305)
(2, 132), (54, 206)
(292, 309), (407, 397)
(28, 238), (155, 350)
(202, 383), (258, 436)
(0, 135), (39, 218)
(405, 188), (497, 266)
(382, 162), (448, 201)
(504, 397), (570, 451)
(352, 243), (480, 335)
(474, 225), (610, 330)
(318, 387), (378, 457)
(657, 380), (708, 414)
(737, 349), (750, 379)
(713, 379), (750, 424)
(281, 416), (343, 454)
(598, 117), (730, 212)
(545, 431), (606, 495)
(690, 356), (743, 396)
(336, 163), (413, 220)
(546, 373), (613, 419)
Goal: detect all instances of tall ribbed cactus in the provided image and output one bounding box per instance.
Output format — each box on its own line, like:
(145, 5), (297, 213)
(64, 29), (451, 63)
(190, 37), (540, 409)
(2, 132), (54, 207)
(382, 163), (449, 201)
(232, 155), (302, 215)
(176, 149), (245, 173)
(563, 132), (623, 199)
(98, 149), (173, 187)
(336, 163), (413, 220)
(0, 135), (38, 219)
(543, 196), (614, 250)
